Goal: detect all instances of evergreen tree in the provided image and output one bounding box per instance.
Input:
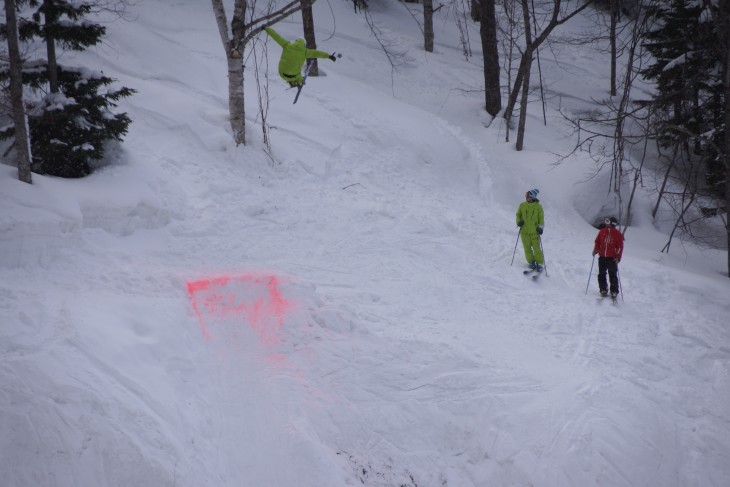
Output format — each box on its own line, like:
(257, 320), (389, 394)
(0, 0), (135, 178)
(641, 0), (725, 199)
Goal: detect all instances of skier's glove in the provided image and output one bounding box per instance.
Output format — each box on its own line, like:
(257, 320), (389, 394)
(517, 220), (524, 227)
(537, 225), (543, 235)
(329, 53), (337, 62)
(592, 250), (597, 256)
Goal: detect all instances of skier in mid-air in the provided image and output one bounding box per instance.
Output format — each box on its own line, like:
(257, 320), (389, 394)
(264, 26), (337, 88)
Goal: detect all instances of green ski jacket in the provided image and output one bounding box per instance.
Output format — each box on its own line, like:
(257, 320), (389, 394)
(265, 27), (330, 84)
(516, 199), (544, 235)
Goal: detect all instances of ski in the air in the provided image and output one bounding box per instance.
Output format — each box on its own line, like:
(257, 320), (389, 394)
(293, 53), (342, 104)
(293, 59), (314, 104)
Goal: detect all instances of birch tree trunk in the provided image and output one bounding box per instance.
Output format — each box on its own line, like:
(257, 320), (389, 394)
(211, 0), (247, 145)
(4, 0), (33, 183)
(210, 0), (304, 145)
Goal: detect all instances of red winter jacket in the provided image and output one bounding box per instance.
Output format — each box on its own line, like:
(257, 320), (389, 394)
(593, 226), (624, 260)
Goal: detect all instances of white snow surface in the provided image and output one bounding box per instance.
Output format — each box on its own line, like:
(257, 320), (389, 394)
(1, 1), (729, 486)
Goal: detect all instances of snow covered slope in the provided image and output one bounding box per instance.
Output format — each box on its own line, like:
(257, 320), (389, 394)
(1, 1), (728, 486)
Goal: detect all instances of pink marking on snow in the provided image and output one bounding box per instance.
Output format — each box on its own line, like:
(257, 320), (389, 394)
(186, 273), (295, 345)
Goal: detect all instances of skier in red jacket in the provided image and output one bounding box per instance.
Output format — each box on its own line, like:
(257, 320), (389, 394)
(592, 216), (624, 297)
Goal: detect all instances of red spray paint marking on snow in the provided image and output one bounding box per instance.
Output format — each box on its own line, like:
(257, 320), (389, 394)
(186, 273), (295, 345)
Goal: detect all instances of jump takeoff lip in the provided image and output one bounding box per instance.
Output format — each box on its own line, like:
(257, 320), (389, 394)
(186, 273), (295, 344)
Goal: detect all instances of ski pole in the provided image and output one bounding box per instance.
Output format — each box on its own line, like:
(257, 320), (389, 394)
(617, 265), (624, 301)
(538, 234), (548, 276)
(510, 229), (521, 266)
(585, 254), (595, 294)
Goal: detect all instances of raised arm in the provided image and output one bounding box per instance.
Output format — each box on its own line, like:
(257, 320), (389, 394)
(264, 27), (288, 48)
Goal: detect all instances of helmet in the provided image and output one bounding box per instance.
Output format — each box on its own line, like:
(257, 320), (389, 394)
(604, 216), (619, 226)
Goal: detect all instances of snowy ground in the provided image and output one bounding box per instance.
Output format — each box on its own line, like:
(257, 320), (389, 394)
(1, 1), (729, 486)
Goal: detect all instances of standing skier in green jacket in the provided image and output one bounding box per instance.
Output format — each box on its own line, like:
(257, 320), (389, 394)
(264, 27), (337, 87)
(516, 188), (545, 272)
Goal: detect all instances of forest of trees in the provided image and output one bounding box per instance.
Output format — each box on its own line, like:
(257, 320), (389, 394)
(547, 0), (729, 275)
(2, 0), (728, 275)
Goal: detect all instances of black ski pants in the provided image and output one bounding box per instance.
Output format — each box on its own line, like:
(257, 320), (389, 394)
(597, 256), (619, 294)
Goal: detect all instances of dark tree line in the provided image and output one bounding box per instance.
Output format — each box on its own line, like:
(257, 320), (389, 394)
(639, 0), (729, 274)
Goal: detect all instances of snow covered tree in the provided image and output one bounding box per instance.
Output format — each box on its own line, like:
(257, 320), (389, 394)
(23, 0), (106, 94)
(0, 0), (134, 178)
(24, 64), (135, 177)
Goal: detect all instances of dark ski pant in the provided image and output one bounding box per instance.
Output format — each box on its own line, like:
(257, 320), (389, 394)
(597, 257), (619, 294)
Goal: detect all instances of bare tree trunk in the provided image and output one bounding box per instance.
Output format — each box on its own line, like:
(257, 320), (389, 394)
(514, 0), (532, 150)
(609, 0), (617, 96)
(610, 28), (639, 196)
(504, 45), (531, 130)
(453, 1), (472, 59)
(43, 0), (59, 93)
(479, 0), (501, 116)
(423, 0), (434, 53)
(4, 0), (33, 183)
(515, 58), (531, 150)
(624, 130), (650, 237)
(661, 176), (695, 253)
(504, 0), (594, 131)
(721, 0), (730, 277)
(726, 44), (730, 278)
(251, 44), (272, 153)
(652, 145), (678, 220)
(470, 0), (480, 21)
(530, 0), (546, 125)
(301, 0), (320, 75)
(503, 0), (518, 142)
